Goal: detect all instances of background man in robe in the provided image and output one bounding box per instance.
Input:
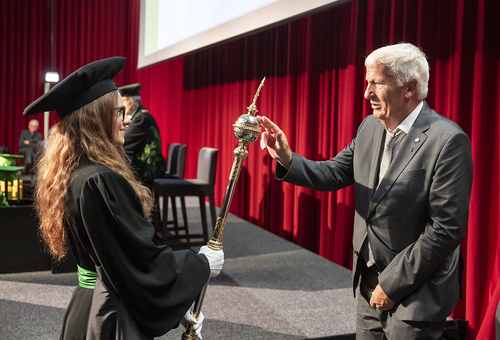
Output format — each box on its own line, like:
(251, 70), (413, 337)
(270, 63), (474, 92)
(119, 83), (165, 184)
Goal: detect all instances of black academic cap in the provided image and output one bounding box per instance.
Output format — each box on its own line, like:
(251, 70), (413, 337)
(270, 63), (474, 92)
(23, 57), (126, 119)
(118, 83), (142, 97)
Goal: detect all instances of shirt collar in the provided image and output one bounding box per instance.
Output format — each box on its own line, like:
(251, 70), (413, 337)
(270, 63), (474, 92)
(130, 106), (140, 119)
(391, 101), (423, 134)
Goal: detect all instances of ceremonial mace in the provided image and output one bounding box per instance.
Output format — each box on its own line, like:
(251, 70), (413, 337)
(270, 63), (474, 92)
(182, 77), (265, 340)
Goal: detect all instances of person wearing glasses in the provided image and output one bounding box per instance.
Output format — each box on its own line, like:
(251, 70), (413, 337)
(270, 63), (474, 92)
(23, 57), (223, 340)
(119, 83), (165, 185)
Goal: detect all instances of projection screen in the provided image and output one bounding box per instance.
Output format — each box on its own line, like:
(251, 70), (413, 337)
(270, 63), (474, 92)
(138, 0), (347, 69)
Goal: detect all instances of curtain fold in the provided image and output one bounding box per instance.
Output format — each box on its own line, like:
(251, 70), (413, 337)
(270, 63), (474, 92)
(2, 0), (499, 338)
(466, 0), (500, 338)
(0, 0), (50, 152)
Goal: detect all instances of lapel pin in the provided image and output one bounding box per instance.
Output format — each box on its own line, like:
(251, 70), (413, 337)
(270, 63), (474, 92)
(415, 138), (420, 143)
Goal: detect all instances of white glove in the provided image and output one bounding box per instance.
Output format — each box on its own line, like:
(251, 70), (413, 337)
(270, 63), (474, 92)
(198, 245), (224, 277)
(180, 304), (204, 340)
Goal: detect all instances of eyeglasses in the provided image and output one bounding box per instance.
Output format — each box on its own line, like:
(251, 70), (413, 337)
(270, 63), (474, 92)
(115, 106), (126, 120)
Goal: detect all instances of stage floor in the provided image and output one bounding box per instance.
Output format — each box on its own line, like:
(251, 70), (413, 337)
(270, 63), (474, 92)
(0, 197), (357, 339)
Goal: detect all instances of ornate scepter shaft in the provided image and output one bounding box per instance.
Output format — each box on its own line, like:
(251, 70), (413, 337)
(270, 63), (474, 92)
(182, 78), (265, 340)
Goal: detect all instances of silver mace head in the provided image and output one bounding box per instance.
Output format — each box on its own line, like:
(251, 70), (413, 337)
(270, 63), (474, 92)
(233, 77), (265, 143)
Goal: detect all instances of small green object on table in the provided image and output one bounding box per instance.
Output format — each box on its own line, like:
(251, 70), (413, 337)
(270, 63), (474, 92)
(0, 154), (25, 207)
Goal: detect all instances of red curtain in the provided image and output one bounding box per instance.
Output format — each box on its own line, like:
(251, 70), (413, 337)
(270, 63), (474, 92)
(1, 0), (50, 152)
(2, 0), (499, 338)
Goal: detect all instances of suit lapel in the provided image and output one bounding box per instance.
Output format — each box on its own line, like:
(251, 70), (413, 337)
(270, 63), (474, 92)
(366, 102), (431, 219)
(367, 122), (385, 199)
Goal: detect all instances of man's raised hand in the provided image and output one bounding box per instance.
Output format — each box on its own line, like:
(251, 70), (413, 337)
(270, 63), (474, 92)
(257, 116), (292, 170)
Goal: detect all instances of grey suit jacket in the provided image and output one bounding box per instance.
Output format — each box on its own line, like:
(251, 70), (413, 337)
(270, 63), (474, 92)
(277, 102), (473, 321)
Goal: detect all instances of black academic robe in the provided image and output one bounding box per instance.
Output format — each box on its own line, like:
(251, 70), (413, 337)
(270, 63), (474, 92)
(123, 105), (166, 184)
(60, 161), (210, 339)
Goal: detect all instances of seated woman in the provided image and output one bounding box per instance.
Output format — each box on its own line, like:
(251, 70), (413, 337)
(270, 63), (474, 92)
(23, 57), (223, 340)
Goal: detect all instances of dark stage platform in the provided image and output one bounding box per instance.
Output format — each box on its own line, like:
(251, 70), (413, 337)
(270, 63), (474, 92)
(0, 197), (358, 339)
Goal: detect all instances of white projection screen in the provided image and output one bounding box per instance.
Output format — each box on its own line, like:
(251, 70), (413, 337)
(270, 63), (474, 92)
(138, 0), (347, 69)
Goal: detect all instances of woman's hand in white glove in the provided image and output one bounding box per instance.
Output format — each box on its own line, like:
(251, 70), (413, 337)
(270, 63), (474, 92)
(181, 305), (204, 340)
(198, 245), (224, 277)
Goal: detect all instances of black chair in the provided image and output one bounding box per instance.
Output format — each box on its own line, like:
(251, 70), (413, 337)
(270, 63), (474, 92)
(153, 147), (218, 248)
(164, 143), (185, 179)
(153, 143), (188, 235)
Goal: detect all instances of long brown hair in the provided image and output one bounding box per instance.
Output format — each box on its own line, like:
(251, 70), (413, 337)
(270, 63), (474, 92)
(35, 90), (153, 261)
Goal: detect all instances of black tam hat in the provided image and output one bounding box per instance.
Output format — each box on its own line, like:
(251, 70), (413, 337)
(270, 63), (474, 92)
(118, 83), (142, 97)
(23, 57), (126, 119)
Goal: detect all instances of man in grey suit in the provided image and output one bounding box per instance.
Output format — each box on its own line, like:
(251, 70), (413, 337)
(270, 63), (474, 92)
(258, 43), (473, 339)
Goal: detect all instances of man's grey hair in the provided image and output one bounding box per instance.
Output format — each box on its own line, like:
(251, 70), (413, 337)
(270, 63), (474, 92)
(130, 95), (142, 105)
(29, 119), (39, 126)
(365, 42), (429, 101)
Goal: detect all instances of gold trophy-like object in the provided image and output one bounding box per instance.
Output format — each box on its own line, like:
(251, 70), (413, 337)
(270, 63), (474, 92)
(181, 77), (265, 340)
